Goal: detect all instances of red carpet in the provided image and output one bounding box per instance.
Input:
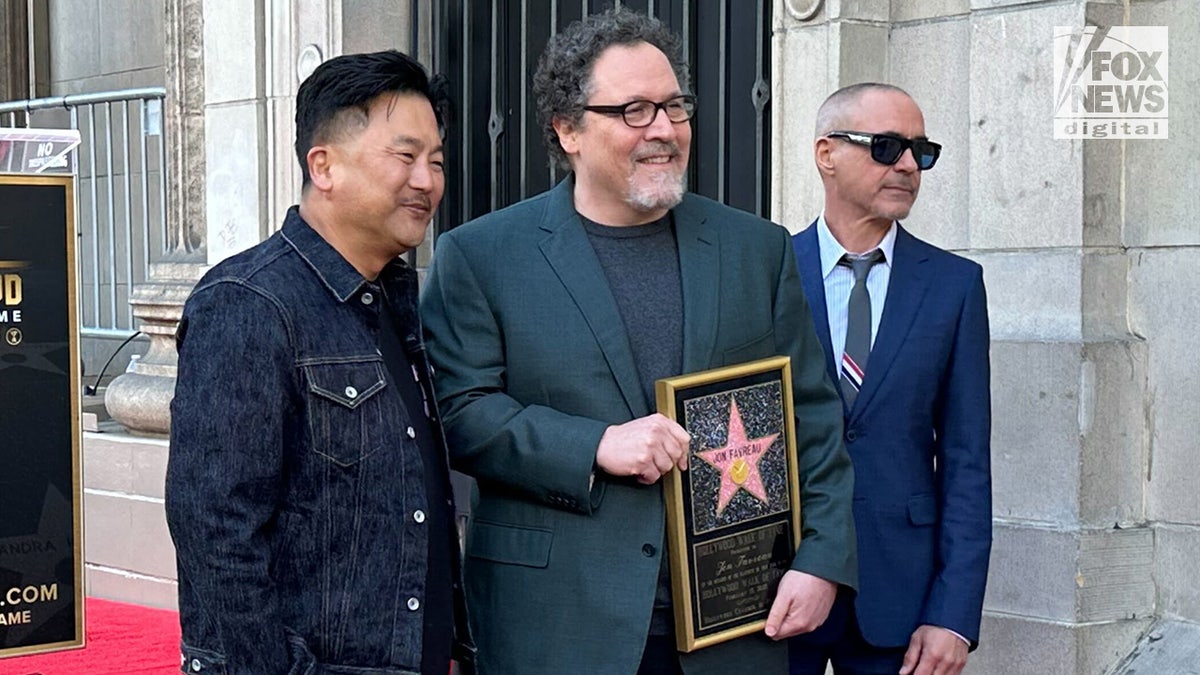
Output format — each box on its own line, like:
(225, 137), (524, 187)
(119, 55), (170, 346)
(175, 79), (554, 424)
(0, 597), (181, 675)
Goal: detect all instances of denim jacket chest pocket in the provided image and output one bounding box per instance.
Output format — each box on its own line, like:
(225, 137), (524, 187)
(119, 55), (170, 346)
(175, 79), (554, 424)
(302, 357), (388, 467)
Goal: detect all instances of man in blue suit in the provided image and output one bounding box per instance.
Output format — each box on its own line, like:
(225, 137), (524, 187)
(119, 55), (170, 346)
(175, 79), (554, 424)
(788, 84), (992, 675)
(422, 9), (857, 674)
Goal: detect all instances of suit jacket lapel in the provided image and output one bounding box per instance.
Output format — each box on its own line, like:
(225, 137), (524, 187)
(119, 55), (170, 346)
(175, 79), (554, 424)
(794, 222), (839, 388)
(675, 195), (720, 373)
(537, 180), (649, 417)
(850, 224), (931, 419)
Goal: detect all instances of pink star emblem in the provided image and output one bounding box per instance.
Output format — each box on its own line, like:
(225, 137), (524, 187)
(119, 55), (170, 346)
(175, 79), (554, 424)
(695, 398), (779, 517)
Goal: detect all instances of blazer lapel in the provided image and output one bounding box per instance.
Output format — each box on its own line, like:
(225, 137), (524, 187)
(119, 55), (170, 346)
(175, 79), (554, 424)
(794, 222), (839, 388)
(675, 195), (720, 373)
(537, 180), (649, 417)
(850, 224), (931, 419)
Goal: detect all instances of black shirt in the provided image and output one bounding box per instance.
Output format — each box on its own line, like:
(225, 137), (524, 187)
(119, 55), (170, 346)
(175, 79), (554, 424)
(379, 298), (454, 675)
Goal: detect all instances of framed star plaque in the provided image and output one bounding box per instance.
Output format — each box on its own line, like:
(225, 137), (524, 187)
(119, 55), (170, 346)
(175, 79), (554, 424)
(655, 356), (800, 652)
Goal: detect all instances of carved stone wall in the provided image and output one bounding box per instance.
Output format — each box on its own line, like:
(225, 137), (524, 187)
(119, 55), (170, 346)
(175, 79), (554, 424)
(772, 1), (1199, 673)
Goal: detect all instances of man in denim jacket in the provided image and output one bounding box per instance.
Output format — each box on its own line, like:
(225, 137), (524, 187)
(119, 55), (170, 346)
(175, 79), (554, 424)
(166, 51), (473, 675)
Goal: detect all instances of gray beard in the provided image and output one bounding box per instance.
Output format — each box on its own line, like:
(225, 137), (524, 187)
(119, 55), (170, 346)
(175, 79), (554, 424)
(626, 169), (685, 213)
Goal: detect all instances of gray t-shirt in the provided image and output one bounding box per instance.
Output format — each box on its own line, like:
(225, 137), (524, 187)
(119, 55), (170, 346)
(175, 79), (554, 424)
(581, 213), (683, 636)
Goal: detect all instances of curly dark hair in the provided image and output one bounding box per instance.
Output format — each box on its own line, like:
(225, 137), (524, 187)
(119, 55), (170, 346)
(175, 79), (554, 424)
(294, 50), (451, 188)
(532, 8), (691, 170)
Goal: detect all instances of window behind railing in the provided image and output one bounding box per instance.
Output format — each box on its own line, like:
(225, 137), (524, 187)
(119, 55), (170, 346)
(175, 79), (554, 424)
(1, 88), (168, 337)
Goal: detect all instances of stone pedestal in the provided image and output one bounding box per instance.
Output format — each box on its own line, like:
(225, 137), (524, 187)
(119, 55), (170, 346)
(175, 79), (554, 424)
(83, 430), (177, 609)
(104, 264), (202, 436)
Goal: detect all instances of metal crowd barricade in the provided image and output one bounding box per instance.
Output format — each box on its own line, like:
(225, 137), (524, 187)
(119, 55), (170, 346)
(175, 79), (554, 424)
(0, 88), (167, 338)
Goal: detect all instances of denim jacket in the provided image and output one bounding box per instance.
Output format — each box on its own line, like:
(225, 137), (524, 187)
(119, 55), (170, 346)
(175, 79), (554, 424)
(166, 207), (474, 675)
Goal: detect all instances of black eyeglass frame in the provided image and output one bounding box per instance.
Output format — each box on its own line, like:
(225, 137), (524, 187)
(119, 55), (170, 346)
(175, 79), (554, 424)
(826, 130), (942, 171)
(582, 94), (698, 128)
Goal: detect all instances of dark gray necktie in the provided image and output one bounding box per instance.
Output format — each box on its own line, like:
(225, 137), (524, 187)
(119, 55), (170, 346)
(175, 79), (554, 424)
(839, 250), (885, 408)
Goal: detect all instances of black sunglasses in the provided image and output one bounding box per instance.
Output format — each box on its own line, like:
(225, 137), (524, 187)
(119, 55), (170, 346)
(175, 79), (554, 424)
(582, 95), (697, 128)
(826, 131), (941, 171)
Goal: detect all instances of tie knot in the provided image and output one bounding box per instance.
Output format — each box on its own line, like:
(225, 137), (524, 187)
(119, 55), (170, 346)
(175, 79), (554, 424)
(839, 250), (884, 282)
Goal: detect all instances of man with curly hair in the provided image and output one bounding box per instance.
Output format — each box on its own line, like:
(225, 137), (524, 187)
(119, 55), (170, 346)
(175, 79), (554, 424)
(422, 9), (856, 674)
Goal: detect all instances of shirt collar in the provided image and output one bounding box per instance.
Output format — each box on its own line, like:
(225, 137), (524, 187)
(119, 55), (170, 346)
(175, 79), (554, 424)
(279, 205), (414, 303)
(816, 212), (898, 280)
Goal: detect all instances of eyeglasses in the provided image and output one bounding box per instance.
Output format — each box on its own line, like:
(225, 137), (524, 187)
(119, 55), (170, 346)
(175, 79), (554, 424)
(582, 95), (697, 128)
(826, 131), (941, 171)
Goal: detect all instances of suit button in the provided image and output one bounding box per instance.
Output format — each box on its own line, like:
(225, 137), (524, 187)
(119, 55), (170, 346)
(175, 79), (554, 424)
(642, 543), (656, 557)
(845, 429), (858, 442)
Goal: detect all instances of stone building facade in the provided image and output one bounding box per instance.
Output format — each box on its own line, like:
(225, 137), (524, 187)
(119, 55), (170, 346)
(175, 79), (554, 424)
(2, 0), (1197, 672)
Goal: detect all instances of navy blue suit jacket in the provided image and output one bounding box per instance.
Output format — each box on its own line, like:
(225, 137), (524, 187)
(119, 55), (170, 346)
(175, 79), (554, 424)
(791, 221), (992, 648)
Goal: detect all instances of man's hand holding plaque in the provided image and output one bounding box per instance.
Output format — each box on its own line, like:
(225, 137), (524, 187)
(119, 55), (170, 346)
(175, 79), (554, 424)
(596, 413), (691, 485)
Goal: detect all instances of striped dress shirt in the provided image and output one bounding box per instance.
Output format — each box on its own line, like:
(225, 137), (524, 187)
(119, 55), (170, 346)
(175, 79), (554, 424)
(817, 214), (898, 373)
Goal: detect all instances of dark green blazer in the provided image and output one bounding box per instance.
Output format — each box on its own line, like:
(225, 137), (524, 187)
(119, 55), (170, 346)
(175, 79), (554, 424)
(421, 179), (856, 675)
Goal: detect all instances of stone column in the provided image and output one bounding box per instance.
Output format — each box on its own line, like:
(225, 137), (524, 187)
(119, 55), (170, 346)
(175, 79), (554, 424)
(103, 0), (207, 436)
(165, 0), (207, 257)
(202, 0), (269, 263)
(265, 0), (343, 233)
(774, 2), (1157, 673)
(0, 0), (29, 102)
(1123, 0), (1200, 669)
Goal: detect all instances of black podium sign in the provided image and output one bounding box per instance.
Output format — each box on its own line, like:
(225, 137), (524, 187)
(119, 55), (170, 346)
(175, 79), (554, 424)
(0, 174), (84, 657)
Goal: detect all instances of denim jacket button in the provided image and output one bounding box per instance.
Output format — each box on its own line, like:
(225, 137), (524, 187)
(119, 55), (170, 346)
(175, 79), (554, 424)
(407, 597), (421, 611)
(345, 386), (358, 399)
(361, 292), (374, 305)
(190, 658), (202, 672)
(413, 510), (426, 523)
(406, 426), (416, 439)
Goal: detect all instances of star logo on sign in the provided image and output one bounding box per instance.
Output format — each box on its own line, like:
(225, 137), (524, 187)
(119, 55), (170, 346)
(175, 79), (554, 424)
(0, 341), (67, 375)
(695, 398), (778, 517)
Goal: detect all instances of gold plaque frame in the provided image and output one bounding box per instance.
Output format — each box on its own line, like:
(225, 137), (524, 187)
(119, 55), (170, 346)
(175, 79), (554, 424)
(656, 355), (801, 652)
(0, 173), (85, 658)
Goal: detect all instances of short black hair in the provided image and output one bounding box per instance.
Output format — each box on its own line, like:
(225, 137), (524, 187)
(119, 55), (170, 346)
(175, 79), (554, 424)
(533, 8), (690, 170)
(294, 50), (450, 187)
